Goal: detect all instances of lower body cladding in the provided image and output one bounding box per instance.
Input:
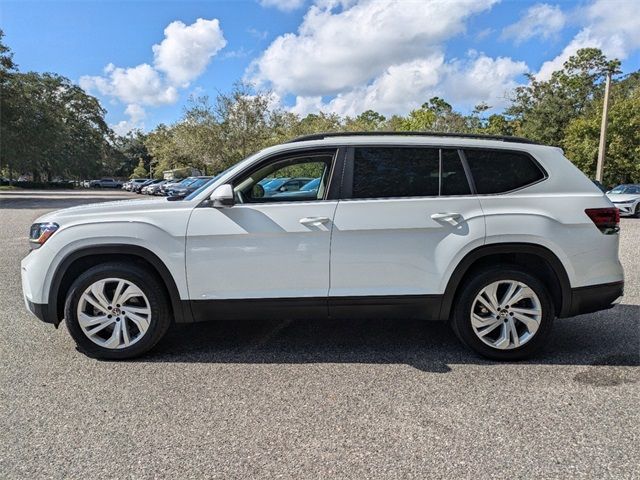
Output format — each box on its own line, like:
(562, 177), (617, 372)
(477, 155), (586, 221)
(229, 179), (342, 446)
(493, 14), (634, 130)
(24, 280), (624, 325)
(186, 282), (624, 323)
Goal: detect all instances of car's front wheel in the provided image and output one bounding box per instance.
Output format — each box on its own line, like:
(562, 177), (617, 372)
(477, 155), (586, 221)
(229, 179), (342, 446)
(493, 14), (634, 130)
(64, 262), (171, 359)
(451, 267), (555, 360)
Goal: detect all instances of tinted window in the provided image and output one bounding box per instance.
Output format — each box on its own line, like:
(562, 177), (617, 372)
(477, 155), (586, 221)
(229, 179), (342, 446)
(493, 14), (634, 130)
(464, 149), (545, 194)
(353, 147), (439, 198)
(441, 149), (471, 196)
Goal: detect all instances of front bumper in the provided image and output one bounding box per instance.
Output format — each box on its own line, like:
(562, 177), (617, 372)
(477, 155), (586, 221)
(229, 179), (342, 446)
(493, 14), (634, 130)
(564, 281), (624, 317)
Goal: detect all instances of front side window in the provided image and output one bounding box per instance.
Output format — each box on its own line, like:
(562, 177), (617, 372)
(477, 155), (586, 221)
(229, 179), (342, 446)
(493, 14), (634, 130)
(233, 153), (334, 203)
(464, 149), (545, 194)
(351, 147), (471, 199)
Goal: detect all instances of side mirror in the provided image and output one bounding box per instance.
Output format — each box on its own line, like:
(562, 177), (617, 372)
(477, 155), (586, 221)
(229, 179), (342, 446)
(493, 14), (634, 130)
(209, 184), (235, 207)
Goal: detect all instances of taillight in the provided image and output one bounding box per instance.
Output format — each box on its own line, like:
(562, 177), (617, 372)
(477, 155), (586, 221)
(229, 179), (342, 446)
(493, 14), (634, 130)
(585, 208), (619, 234)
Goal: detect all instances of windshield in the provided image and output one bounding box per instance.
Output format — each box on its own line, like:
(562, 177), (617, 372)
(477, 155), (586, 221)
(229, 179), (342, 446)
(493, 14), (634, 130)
(611, 185), (640, 194)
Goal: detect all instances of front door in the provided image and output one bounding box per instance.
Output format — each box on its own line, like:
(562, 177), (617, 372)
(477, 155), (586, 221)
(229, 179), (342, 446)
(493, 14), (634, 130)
(186, 150), (340, 319)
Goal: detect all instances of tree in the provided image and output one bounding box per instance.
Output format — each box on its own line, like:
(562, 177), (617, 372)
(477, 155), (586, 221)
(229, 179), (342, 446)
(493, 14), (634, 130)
(564, 75), (640, 185)
(507, 48), (621, 147)
(131, 159), (148, 179)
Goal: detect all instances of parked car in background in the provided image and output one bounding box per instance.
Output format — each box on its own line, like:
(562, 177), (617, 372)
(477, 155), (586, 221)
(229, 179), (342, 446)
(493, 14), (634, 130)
(144, 180), (169, 195)
(273, 177), (321, 199)
(123, 179), (147, 191)
(161, 177), (196, 196)
(166, 176), (214, 199)
(263, 177), (314, 197)
(89, 178), (122, 188)
(606, 184), (640, 217)
(140, 179), (164, 195)
(130, 179), (154, 194)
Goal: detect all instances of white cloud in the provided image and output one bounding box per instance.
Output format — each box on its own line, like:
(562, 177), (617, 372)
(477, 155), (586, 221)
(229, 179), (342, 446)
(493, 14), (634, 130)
(502, 3), (566, 44)
(536, 0), (640, 79)
(249, 0), (498, 97)
(259, 0), (305, 11)
(152, 18), (226, 86)
(112, 104), (147, 135)
(293, 52), (528, 117)
(80, 17), (226, 134)
(80, 63), (178, 106)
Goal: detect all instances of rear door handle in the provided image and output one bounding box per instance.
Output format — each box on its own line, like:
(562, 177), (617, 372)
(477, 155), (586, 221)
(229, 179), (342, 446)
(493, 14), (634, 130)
(430, 212), (462, 225)
(299, 216), (330, 225)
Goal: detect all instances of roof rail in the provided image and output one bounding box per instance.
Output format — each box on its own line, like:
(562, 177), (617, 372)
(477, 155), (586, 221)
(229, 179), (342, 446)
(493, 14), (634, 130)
(286, 131), (540, 145)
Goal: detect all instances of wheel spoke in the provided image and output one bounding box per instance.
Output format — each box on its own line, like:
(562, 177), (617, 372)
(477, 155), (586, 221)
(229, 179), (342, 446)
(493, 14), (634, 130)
(476, 295), (498, 314)
(477, 320), (502, 337)
(126, 311), (150, 334)
(90, 281), (111, 310)
(111, 280), (126, 306)
(508, 318), (520, 347)
(104, 321), (122, 348)
(122, 305), (151, 315)
(118, 284), (144, 304)
(513, 312), (540, 334)
(510, 306), (541, 316)
(472, 313), (499, 329)
(501, 282), (522, 306)
(494, 323), (511, 349)
(121, 319), (131, 347)
(483, 282), (501, 311)
(78, 313), (109, 328)
(86, 317), (115, 336)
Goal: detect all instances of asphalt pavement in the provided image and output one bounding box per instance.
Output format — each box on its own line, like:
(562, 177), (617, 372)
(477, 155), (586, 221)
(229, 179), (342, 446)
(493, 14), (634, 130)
(0, 189), (638, 479)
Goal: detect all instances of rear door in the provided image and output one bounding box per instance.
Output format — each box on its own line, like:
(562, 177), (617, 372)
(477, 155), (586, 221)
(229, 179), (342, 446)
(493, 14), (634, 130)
(329, 146), (485, 316)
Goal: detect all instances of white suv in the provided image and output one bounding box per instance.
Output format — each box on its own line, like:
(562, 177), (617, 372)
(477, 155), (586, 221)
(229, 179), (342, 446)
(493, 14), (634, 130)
(21, 133), (624, 360)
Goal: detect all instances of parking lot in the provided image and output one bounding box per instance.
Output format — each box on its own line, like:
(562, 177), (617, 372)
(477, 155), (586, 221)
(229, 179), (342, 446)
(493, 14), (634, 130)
(0, 189), (638, 479)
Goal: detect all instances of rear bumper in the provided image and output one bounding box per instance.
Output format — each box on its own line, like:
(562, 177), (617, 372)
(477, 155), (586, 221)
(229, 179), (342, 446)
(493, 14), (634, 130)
(563, 281), (624, 317)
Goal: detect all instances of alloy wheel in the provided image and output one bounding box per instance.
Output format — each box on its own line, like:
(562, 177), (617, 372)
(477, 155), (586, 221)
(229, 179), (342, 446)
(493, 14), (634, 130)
(470, 280), (542, 350)
(77, 277), (151, 349)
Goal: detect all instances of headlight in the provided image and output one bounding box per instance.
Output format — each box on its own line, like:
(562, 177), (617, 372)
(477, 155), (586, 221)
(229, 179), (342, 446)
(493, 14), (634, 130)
(29, 222), (59, 248)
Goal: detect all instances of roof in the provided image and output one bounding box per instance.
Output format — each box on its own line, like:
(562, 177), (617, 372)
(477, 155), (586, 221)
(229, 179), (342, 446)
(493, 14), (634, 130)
(287, 131), (540, 145)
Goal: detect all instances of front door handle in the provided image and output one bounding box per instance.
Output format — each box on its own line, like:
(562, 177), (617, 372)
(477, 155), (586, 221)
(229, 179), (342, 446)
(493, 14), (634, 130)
(431, 212), (462, 225)
(299, 216), (330, 225)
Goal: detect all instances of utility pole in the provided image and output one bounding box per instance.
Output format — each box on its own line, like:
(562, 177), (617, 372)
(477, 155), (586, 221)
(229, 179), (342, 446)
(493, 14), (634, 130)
(595, 70), (612, 182)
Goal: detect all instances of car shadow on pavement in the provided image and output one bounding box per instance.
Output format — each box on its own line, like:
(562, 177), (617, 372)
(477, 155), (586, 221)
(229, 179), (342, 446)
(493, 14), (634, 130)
(140, 303), (640, 373)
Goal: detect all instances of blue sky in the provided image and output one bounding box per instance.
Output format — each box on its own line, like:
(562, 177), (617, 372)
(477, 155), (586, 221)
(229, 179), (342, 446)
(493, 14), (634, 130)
(3, 0), (639, 134)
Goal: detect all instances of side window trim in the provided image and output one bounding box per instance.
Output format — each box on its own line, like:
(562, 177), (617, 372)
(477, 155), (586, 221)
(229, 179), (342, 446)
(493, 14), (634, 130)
(457, 149), (477, 195)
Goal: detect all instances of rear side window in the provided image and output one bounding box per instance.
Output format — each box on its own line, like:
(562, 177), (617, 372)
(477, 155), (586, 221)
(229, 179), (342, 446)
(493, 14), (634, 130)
(464, 149), (545, 194)
(353, 147), (440, 198)
(352, 147), (471, 199)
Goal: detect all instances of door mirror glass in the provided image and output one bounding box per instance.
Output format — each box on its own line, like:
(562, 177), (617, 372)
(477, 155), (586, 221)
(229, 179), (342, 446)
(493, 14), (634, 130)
(209, 184), (235, 207)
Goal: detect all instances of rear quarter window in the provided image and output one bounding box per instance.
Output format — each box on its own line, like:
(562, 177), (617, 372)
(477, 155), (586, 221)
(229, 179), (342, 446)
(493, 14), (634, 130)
(464, 149), (546, 194)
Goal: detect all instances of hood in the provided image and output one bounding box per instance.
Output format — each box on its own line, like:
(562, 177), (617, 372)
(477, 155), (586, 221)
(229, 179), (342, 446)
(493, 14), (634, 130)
(607, 193), (640, 202)
(34, 197), (187, 224)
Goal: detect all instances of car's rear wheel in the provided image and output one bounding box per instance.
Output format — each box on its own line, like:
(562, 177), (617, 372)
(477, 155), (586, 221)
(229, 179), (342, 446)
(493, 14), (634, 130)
(64, 263), (171, 359)
(451, 267), (555, 360)
(634, 203), (640, 218)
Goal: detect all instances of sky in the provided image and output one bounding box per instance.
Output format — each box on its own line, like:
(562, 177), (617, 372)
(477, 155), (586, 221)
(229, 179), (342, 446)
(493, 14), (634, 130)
(2, 0), (640, 135)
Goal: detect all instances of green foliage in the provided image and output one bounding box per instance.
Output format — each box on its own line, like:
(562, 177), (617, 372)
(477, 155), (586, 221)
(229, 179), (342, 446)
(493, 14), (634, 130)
(0, 32), (116, 182)
(131, 159), (148, 179)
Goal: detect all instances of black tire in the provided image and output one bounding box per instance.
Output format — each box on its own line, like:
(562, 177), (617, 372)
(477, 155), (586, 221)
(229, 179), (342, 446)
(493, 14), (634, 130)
(64, 262), (171, 359)
(451, 267), (555, 361)
(634, 203), (640, 218)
